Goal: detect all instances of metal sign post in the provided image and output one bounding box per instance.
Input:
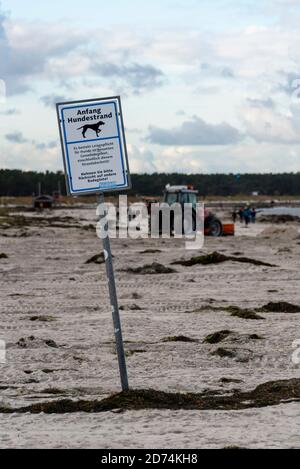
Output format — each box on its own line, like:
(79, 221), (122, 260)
(56, 96), (131, 391)
(98, 192), (129, 391)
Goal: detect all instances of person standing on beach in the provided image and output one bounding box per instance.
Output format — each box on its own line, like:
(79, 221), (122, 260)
(232, 210), (237, 223)
(238, 208), (244, 223)
(243, 206), (251, 227)
(251, 207), (256, 223)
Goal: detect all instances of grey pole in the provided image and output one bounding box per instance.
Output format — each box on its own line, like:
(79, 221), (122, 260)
(98, 193), (129, 391)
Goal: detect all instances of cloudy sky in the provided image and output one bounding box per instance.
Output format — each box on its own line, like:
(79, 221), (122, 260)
(0, 0), (300, 174)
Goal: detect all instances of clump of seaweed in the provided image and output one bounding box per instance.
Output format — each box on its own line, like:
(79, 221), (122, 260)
(203, 330), (234, 344)
(119, 304), (142, 311)
(0, 214), (80, 230)
(16, 336), (58, 349)
(257, 301), (300, 313)
(212, 347), (257, 363)
(172, 251), (275, 267)
(125, 262), (176, 274)
(29, 315), (56, 322)
(220, 378), (244, 384)
(40, 388), (67, 395)
(225, 306), (265, 320)
(45, 339), (58, 348)
(85, 253), (106, 264)
(131, 292), (142, 300)
(204, 330), (264, 344)
(259, 214), (300, 223)
(0, 379), (299, 413)
(161, 335), (198, 343)
(212, 347), (237, 358)
(126, 349), (146, 357)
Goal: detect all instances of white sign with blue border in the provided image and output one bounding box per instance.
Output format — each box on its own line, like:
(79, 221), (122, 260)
(56, 96), (131, 195)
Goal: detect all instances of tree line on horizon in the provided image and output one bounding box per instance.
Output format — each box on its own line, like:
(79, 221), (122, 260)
(0, 169), (300, 197)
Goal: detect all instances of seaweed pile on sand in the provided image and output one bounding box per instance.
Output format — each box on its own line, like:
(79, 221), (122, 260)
(124, 262), (176, 274)
(257, 301), (300, 313)
(172, 251), (275, 268)
(0, 378), (299, 414)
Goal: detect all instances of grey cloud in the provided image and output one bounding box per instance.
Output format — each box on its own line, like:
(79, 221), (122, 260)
(200, 62), (235, 79)
(91, 62), (165, 93)
(246, 98), (275, 109)
(0, 4), (164, 97)
(40, 94), (68, 108)
(221, 67), (235, 78)
(35, 141), (57, 150)
(5, 131), (28, 144)
(0, 9), (87, 96)
(277, 72), (300, 95)
(5, 130), (57, 149)
(147, 116), (243, 146)
(0, 108), (20, 115)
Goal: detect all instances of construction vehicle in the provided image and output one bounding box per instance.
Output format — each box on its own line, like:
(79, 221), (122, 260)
(162, 184), (234, 236)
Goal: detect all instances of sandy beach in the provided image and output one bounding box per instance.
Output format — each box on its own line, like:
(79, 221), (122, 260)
(0, 207), (299, 448)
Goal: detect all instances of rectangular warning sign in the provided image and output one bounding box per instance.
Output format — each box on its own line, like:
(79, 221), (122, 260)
(56, 96), (131, 195)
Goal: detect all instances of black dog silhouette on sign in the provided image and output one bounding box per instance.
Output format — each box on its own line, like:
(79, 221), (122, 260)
(77, 120), (105, 138)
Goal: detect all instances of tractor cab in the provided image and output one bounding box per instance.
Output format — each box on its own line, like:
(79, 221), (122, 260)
(163, 185), (198, 209)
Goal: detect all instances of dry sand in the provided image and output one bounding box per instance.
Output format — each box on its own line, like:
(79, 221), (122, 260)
(0, 208), (299, 448)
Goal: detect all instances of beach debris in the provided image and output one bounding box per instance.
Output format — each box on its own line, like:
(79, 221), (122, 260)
(82, 224), (96, 231)
(203, 330), (234, 344)
(211, 347), (257, 363)
(125, 262), (176, 274)
(225, 306), (265, 320)
(16, 336), (58, 349)
(1, 378), (299, 413)
(85, 253), (106, 264)
(119, 304), (142, 311)
(1, 230), (29, 238)
(127, 304), (142, 310)
(259, 214), (300, 223)
(131, 292), (142, 300)
(204, 330), (263, 344)
(220, 377), (244, 384)
(172, 251), (275, 267)
(257, 301), (300, 313)
(161, 335), (198, 343)
(0, 214), (80, 230)
(139, 249), (162, 254)
(223, 446), (248, 450)
(29, 315), (56, 322)
(40, 388), (67, 395)
(126, 349), (146, 357)
(211, 347), (237, 358)
(44, 339), (58, 348)
(0, 253), (8, 259)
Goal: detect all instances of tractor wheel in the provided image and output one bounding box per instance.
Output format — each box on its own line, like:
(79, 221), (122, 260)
(208, 218), (222, 237)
